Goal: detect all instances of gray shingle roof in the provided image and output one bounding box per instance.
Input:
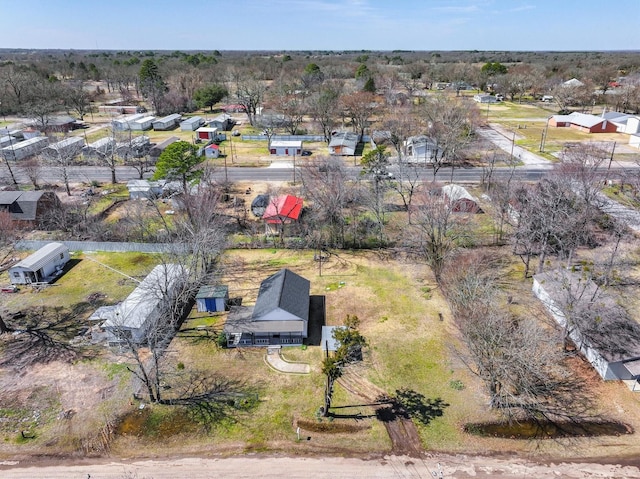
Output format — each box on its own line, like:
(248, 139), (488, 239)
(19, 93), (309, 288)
(252, 269), (310, 322)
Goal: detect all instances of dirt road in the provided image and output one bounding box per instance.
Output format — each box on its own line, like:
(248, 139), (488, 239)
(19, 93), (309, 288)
(1, 454), (640, 478)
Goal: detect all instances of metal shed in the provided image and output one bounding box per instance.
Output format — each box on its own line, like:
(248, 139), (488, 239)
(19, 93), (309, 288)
(112, 113), (146, 131)
(43, 136), (85, 159)
(195, 285), (229, 313)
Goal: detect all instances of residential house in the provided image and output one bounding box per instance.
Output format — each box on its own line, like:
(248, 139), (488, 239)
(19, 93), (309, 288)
(0, 190), (61, 225)
(549, 112), (618, 133)
(329, 132), (359, 156)
(1, 136), (49, 161)
(152, 114), (182, 131)
(207, 113), (234, 131)
(195, 285), (229, 313)
(99, 264), (185, 344)
(42, 137), (85, 159)
(126, 179), (166, 199)
(473, 93), (497, 103)
(224, 268), (310, 347)
(149, 136), (179, 159)
(83, 137), (116, 159)
(8, 242), (69, 285)
(441, 184), (483, 213)
(533, 270), (640, 382)
(129, 116), (156, 131)
(405, 135), (440, 164)
(180, 116), (204, 131)
(112, 113), (146, 131)
(269, 140), (302, 156)
(262, 195), (303, 234)
(563, 78), (585, 87)
(31, 115), (79, 133)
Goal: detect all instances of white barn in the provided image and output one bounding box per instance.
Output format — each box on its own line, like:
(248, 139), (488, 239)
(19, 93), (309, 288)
(9, 242), (70, 285)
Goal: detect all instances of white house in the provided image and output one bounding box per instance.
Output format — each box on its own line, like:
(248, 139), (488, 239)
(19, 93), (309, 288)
(207, 113), (233, 131)
(130, 116), (156, 131)
(630, 134), (640, 149)
(180, 116), (204, 131)
(112, 113), (146, 131)
(269, 140), (302, 156)
(152, 113), (182, 131)
(126, 179), (166, 199)
(100, 264), (185, 344)
(42, 137), (85, 159)
(473, 93), (497, 103)
(9, 242), (70, 285)
(1, 136), (49, 161)
(404, 136), (440, 164)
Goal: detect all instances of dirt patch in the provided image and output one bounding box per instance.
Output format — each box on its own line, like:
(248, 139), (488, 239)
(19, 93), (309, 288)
(296, 418), (371, 434)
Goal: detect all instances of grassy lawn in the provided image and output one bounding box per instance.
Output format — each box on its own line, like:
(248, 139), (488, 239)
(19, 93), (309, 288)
(487, 101), (555, 120)
(0, 251), (160, 313)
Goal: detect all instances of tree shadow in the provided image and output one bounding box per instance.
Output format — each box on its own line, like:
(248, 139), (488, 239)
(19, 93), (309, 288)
(375, 389), (449, 425)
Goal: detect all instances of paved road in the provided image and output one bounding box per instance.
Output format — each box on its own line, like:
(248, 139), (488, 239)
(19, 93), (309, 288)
(478, 124), (554, 168)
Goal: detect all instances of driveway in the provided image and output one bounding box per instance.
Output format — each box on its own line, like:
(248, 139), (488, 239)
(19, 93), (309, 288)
(478, 124), (554, 169)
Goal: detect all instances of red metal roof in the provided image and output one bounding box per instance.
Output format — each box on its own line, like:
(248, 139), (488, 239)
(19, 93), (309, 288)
(262, 195), (303, 224)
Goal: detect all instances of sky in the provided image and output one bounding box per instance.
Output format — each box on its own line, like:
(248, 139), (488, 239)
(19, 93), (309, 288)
(0, 0), (638, 52)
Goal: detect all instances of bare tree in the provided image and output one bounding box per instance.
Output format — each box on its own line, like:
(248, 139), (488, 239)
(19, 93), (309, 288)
(41, 135), (85, 196)
(18, 156), (42, 190)
(230, 71), (266, 126)
(308, 82), (342, 143)
(340, 91), (377, 138)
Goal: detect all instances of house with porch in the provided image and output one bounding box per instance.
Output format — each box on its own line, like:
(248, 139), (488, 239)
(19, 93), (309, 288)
(224, 268), (310, 347)
(405, 135), (440, 164)
(329, 132), (359, 156)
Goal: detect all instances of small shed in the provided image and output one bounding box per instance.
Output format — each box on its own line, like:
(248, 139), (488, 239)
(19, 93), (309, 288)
(195, 126), (224, 142)
(321, 326), (345, 352)
(269, 140), (302, 156)
(180, 116), (204, 131)
(441, 184), (483, 213)
(9, 242), (70, 285)
(195, 285), (229, 313)
(153, 114), (182, 131)
(204, 143), (220, 158)
(127, 179), (165, 199)
(130, 116), (156, 131)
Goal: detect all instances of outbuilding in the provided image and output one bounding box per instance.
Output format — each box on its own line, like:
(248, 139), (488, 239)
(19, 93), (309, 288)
(204, 143), (220, 158)
(153, 114), (182, 131)
(269, 140), (302, 156)
(195, 126), (224, 142)
(180, 116), (204, 131)
(8, 242), (70, 285)
(473, 94), (497, 103)
(441, 184), (483, 213)
(83, 137), (116, 159)
(195, 285), (229, 313)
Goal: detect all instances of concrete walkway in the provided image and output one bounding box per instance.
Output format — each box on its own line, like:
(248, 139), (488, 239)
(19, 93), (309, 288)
(265, 346), (310, 374)
(478, 124), (554, 169)
(598, 193), (640, 233)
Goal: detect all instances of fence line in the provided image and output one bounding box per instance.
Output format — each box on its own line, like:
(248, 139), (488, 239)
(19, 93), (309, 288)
(15, 240), (189, 254)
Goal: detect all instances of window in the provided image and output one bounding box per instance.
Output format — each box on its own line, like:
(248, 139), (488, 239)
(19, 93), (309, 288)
(60, 253), (64, 259)
(256, 338), (269, 345)
(270, 149), (276, 154)
(12, 272), (20, 278)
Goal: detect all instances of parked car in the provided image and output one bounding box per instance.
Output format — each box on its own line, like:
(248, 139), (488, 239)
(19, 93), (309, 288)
(495, 94), (504, 101)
